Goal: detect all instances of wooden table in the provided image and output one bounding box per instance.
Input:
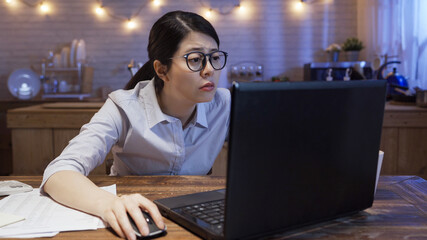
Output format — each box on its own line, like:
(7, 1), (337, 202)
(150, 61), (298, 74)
(0, 175), (426, 239)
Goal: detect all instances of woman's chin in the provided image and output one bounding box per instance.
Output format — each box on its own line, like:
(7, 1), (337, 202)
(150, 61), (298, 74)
(197, 91), (216, 103)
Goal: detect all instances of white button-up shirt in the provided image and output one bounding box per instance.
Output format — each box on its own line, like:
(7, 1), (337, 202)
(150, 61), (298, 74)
(42, 80), (230, 187)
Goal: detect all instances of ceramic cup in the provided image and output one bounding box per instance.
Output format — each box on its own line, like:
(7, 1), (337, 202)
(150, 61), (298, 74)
(58, 80), (69, 93)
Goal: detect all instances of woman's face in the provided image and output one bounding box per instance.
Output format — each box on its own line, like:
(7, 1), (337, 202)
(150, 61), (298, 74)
(162, 31), (221, 105)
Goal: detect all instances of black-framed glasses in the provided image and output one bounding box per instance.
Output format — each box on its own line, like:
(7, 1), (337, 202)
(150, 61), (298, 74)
(179, 50), (228, 72)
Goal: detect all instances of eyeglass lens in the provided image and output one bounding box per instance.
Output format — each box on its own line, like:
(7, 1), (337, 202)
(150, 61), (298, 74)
(186, 51), (227, 71)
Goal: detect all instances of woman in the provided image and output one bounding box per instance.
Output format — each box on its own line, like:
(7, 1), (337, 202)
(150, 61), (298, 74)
(42, 11), (230, 240)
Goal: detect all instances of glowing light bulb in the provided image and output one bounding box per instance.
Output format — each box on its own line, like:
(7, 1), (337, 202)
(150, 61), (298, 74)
(5, 0), (13, 4)
(95, 6), (105, 16)
(152, 0), (161, 7)
(205, 9), (213, 18)
(294, 1), (304, 12)
(126, 19), (137, 29)
(238, 4), (246, 14)
(39, 2), (49, 13)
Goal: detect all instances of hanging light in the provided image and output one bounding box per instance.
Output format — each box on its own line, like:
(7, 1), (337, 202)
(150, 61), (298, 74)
(205, 8), (213, 18)
(126, 18), (137, 29)
(95, 5), (105, 16)
(237, 4), (246, 14)
(152, 0), (161, 7)
(39, 1), (50, 13)
(293, 1), (304, 12)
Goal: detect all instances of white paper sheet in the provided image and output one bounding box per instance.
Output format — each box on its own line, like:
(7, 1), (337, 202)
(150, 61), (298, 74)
(0, 212), (25, 228)
(0, 184), (116, 238)
(0, 231), (59, 238)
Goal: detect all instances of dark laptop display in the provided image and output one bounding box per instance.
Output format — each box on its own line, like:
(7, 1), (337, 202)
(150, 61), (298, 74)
(154, 80), (387, 240)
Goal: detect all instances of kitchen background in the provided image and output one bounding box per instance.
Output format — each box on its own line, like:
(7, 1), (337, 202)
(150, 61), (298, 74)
(0, 0), (358, 99)
(1, 0), (427, 179)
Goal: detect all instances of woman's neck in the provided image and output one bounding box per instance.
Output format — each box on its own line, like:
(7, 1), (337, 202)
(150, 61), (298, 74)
(157, 91), (196, 128)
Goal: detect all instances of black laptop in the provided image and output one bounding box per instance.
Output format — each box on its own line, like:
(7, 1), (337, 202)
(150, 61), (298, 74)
(154, 80), (387, 239)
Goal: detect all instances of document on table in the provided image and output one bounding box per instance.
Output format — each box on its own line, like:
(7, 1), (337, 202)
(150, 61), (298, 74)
(0, 212), (25, 228)
(0, 184), (116, 238)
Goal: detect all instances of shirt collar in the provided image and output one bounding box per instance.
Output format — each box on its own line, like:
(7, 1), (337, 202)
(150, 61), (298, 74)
(139, 79), (168, 129)
(193, 103), (208, 128)
(139, 79), (209, 129)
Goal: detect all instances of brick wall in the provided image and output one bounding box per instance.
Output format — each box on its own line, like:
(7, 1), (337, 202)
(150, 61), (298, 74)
(0, 0), (357, 99)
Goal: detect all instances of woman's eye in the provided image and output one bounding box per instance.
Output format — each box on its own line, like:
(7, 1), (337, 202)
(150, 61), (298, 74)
(189, 57), (201, 63)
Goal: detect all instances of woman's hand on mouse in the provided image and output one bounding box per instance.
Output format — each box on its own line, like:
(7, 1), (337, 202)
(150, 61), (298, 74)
(99, 193), (165, 240)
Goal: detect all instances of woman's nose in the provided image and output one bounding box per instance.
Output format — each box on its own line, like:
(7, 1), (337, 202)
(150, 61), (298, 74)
(200, 59), (214, 78)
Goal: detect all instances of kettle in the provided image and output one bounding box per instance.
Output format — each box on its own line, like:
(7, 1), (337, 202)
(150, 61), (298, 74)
(376, 61), (409, 98)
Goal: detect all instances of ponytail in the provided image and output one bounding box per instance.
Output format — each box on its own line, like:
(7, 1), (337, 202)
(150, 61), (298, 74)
(124, 60), (164, 93)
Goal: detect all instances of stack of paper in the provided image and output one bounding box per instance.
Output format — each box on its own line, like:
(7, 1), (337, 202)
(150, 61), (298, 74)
(0, 185), (116, 238)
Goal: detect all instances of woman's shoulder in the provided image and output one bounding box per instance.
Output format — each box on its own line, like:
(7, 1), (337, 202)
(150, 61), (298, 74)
(108, 80), (152, 104)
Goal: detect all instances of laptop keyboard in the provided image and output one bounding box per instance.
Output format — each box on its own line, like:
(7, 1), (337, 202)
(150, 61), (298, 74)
(177, 199), (225, 230)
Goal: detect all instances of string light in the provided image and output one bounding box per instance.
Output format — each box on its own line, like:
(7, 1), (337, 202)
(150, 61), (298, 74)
(95, 5), (105, 16)
(197, 0), (242, 16)
(4, 0), (17, 7)
(293, 1), (304, 12)
(126, 19), (137, 29)
(237, 4), (246, 13)
(205, 8), (213, 19)
(4, 0), (258, 30)
(152, 0), (161, 7)
(39, 1), (49, 14)
(234, 2), (252, 19)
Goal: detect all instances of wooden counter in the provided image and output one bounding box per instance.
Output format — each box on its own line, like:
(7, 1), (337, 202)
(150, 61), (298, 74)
(7, 102), (103, 128)
(0, 99), (103, 176)
(7, 102), (106, 175)
(6, 102), (427, 178)
(381, 103), (427, 179)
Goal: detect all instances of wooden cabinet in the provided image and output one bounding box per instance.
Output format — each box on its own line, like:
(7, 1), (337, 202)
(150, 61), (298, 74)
(1, 100), (64, 175)
(7, 102), (107, 175)
(380, 104), (427, 179)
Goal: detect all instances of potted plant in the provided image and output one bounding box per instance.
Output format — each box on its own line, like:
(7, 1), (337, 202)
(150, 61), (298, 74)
(342, 37), (364, 61)
(325, 43), (341, 62)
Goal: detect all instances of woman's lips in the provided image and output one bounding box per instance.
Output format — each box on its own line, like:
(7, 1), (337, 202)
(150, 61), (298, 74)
(200, 82), (215, 92)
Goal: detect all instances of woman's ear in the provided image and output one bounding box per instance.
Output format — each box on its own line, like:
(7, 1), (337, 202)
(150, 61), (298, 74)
(153, 60), (168, 82)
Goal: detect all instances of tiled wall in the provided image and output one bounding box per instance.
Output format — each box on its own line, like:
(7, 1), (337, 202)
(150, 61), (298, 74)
(0, 0), (357, 99)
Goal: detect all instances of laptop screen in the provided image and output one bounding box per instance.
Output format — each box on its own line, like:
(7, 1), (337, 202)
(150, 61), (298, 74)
(224, 80), (387, 239)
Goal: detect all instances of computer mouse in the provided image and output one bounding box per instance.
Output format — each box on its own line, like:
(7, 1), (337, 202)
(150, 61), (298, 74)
(128, 210), (167, 239)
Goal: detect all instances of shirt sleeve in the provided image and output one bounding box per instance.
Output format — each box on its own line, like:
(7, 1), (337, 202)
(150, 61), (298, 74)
(40, 99), (123, 190)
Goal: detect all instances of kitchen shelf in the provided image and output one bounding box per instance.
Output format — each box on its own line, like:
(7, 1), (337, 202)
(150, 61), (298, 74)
(45, 67), (80, 72)
(42, 93), (91, 100)
(40, 62), (93, 98)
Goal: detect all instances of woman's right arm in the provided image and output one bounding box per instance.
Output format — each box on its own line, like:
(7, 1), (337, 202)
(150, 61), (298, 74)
(44, 170), (164, 240)
(42, 99), (164, 239)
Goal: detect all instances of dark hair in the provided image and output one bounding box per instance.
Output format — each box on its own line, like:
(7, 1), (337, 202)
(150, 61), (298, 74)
(124, 11), (220, 93)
